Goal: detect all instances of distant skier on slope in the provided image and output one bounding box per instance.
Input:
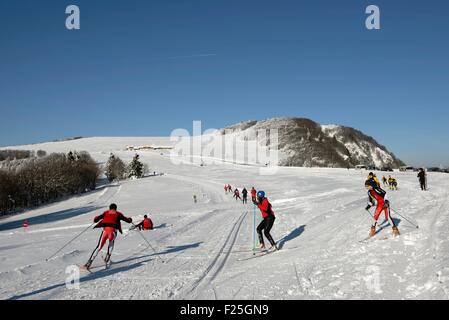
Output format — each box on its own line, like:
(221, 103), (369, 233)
(417, 168), (427, 191)
(242, 187), (248, 204)
(253, 191), (278, 250)
(250, 187), (257, 201)
(365, 180), (400, 237)
(233, 188), (241, 201)
(382, 176), (388, 187)
(83, 203), (133, 269)
(388, 176), (398, 190)
(224, 184), (228, 193)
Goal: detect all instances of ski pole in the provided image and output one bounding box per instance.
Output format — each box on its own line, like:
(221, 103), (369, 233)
(45, 222), (95, 261)
(131, 223), (163, 261)
(390, 208), (419, 229)
(364, 207), (374, 219)
(253, 204), (257, 255)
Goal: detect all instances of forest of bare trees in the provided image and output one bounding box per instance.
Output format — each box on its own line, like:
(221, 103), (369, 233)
(0, 149), (46, 161)
(0, 151), (100, 215)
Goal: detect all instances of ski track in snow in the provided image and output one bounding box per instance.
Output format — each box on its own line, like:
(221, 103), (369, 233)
(1, 138), (449, 299)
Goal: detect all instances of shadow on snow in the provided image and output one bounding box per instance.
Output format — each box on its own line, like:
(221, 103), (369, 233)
(0, 205), (100, 232)
(277, 225), (306, 250)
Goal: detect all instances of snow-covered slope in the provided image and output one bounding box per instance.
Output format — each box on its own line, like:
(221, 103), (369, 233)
(1, 137), (448, 300)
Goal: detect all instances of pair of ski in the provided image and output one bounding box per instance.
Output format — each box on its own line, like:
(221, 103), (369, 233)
(78, 255), (112, 273)
(237, 247), (279, 261)
(359, 234), (390, 243)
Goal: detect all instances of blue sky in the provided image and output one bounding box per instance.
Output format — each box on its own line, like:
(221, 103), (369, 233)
(0, 0), (448, 166)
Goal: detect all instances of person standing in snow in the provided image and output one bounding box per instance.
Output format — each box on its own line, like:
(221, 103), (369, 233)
(242, 187), (248, 204)
(83, 203), (132, 269)
(365, 180), (400, 237)
(253, 191), (278, 250)
(250, 187), (257, 202)
(417, 168), (427, 191)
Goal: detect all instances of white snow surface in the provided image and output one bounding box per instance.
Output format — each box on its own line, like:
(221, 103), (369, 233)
(1, 137), (449, 300)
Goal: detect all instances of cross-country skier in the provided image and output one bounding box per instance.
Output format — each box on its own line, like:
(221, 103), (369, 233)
(253, 191), (278, 250)
(417, 168), (427, 191)
(228, 184), (233, 193)
(233, 188), (241, 201)
(367, 172), (380, 188)
(135, 215), (153, 231)
(224, 185), (228, 193)
(250, 187), (257, 201)
(382, 176), (388, 187)
(365, 180), (400, 237)
(388, 176), (398, 190)
(242, 187), (248, 204)
(83, 203), (132, 269)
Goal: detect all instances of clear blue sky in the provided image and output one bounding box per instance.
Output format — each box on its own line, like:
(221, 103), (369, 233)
(1, 0), (448, 166)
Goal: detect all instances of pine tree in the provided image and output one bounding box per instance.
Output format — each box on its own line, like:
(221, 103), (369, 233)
(127, 154), (144, 179)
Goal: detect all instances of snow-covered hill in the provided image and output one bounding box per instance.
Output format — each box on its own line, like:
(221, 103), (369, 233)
(0, 137), (448, 300)
(219, 118), (405, 168)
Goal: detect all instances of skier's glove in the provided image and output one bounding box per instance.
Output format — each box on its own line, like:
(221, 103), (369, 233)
(365, 204), (372, 210)
(252, 199), (258, 205)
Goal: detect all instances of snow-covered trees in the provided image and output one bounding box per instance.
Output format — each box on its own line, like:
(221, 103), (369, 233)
(0, 151), (100, 214)
(127, 154), (144, 179)
(105, 153), (126, 182)
(0, 149), (45, 161)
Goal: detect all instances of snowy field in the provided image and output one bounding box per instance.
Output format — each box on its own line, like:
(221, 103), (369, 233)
(1, 137), (449, 300)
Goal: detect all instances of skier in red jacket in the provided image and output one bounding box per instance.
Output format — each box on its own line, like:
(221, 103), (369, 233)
(365, 180), (400, 237)
(253, 191), (278, 250)
(83, 203), (132, 269)
(233, 188), (241, 201)
(135, 215), (153, 231)
(250, 187), (257, 201)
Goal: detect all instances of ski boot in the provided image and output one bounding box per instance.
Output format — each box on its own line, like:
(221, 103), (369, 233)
(83, 259), (93, 270)
(392, 226), (400, 237)
(369, 226), (376, 237)
(104, 253), (112, 267)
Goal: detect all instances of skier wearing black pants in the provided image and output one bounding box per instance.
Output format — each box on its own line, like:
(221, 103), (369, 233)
(253, 191), (278, 250)
(417, 168), (427, 191)
(242, 187), (248, 204)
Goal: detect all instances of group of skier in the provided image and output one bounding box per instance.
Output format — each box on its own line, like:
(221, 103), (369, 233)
(82, 204), (153, 270)
(82, 183), (278, 270)
(380, 174), (399, 190)
(82, 166), (428, 270)
(225, 184), (278, 250)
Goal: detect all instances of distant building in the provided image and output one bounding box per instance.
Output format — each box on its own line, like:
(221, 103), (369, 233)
(126, 145), (173, 151)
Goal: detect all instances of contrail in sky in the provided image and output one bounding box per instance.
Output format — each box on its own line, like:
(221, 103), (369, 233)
(152, 53), (218, 61)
